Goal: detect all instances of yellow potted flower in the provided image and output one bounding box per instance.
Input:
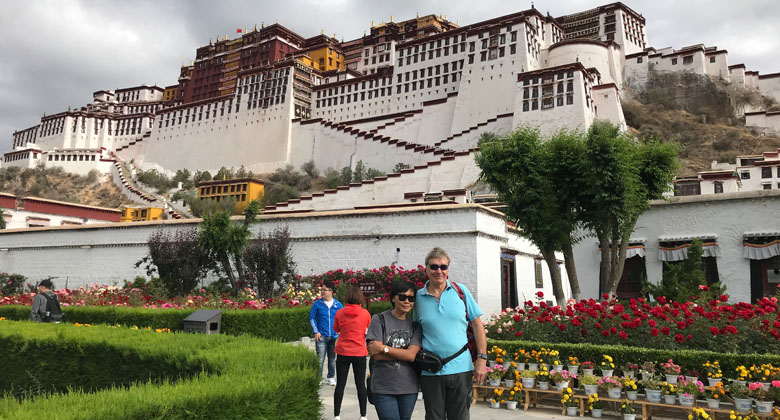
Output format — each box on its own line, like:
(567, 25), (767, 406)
(619, 399), (636, 420)
(588, 393), (604, 418)
(561, 387), (578, 416)
(600, 355), (615, 377)
(490, 388), (503, 409)
(689, 407), (711, 420)
(506, 384), (522, 410)
(704, 381), (726, 409)
(662, 382), (677, 405)
(703, 361), (723, 387)
(568, 356), (581, 376)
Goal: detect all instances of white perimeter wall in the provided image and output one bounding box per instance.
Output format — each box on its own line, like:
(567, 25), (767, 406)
(746, 112), (780, 135)
(0, 204), (550, 314)
(571, 191), (780, 302)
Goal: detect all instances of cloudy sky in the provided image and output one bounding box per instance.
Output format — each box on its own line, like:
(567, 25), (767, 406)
(1, 0), (777, 153)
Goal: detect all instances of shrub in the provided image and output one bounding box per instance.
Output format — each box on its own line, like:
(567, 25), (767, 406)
(244, 226), (297, 299)
(0, 304), (392, 341)
(0, 320), (319, 419)
(0, 273), (27, 295)
(135, 228), (213, 297)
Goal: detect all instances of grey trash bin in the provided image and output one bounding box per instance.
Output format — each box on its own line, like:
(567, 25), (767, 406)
(183, 309), (222, 334)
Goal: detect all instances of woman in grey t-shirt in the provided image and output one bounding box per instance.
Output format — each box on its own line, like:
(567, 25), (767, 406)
(366, 281), (422, 420)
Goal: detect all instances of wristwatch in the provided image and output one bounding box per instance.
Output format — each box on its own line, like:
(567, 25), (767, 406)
(383, 346), (390, 354)
(477, 353), (488, 360)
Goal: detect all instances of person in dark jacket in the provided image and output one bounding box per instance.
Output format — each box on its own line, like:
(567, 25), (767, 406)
(309, 280), (343, 385)
(29, 279), (62, 323)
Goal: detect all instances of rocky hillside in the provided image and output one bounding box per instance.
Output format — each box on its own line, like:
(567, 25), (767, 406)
(0, 166), (131, 208)
(623, 71), (780, 175)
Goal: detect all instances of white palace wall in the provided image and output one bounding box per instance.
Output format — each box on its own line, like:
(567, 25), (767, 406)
(572, 191), (780, 302)
(140, 76), (296, 175)
(276, 152), (479, 212)
(0, 204), (566, 314)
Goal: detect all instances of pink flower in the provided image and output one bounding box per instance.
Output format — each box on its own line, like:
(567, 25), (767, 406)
(772, 380), (780, 388)
(749, 382), (763, 391)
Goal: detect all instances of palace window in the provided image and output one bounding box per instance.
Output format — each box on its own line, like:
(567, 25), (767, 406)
(683, 55), (693, 65)
(762, 167), (772, 178)
(671, 58), (678, 65)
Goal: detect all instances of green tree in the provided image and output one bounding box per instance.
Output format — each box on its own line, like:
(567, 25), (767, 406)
(189, 196), (239, 217)
(214, 166), (235, 181)
(261, 183), (299, 207)
(643, 239), (726, 302)
(172, 169), (193, 190)
(339, 167), (353, 186)
(0, 208), (5, 230)
(579, 121), (678, 296)
(475, 127), (571, 303)
(352, 160), (367, 182)
(325, 168), (340, 189)
(198, 200), (260, 295)
(193, 170), (212, 184)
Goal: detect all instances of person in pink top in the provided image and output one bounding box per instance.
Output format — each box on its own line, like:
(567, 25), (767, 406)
(333, 284), (372, 420)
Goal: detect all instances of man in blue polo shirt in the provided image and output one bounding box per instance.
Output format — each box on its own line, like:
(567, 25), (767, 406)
(415, 247), (488, 420)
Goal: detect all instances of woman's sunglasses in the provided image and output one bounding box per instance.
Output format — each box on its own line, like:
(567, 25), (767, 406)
(428, 264), (448, 271)
(396, 295), (416, 302)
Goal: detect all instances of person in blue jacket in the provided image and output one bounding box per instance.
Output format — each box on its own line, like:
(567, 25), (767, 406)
(310, 280), (343, 385)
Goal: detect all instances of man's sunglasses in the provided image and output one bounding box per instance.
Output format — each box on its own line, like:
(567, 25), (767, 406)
(397, 295), (416, 302)
(428, 264), (448, 271)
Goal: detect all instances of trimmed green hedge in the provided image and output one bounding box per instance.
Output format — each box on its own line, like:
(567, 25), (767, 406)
(0, 302), (393, 341)
(488, 339), (780, 376)
(0, 320), (319, 419)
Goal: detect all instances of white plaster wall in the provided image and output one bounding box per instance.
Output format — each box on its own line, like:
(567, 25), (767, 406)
(592, 86), (626, 130)
(373, 112), (424, 144)
(700, 179), (740, 195)
(758, 76), (780, 104)
(705, 54), (730, 80)
(288, 121), (435, 175)
(571, 192), (780, 302)
(1, 208), (112, 230)
(623, 54), (650, 93)
(650, 50), (706, 75)
(452, 54), (523, 134)
(0, 205), (532, 314)
(141, 78), (294, 174)
(43, 155), (114, 176)
(746, 112), (780, 135)
(546, 43), (613, 85)
(730, 67), (747, 87)
(279, 153), (478, 211)
(416, 97), (457, 145)
(437, 114), (514, 151)
(512, 72), (594, 138)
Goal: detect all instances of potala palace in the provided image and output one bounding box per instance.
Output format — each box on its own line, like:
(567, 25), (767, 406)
(3, 3), (780, 307)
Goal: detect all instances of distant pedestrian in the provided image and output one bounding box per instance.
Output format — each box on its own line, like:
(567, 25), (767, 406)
(29, 279), (63, 323)
(310, 280), (343, 385)
(333, 284), (372, 420)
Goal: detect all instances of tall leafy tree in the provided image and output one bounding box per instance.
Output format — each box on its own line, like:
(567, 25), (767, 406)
(476, 127), (572, 303)
(198, 200), (261, 295)
(0, 208), (5, 230)
(579, 121), (678, 296)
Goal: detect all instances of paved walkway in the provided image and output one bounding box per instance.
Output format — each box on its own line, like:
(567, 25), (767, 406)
(318, 376), (573, 420)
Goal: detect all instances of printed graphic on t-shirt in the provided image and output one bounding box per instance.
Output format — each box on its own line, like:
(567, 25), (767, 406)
(385, 328), (412, 369)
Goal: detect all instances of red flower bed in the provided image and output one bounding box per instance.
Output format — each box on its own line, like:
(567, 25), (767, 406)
(0, 266), (428, 310)
(485, 294), (780, 354)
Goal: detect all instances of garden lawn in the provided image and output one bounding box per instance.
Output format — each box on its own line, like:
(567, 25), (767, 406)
(0, 320), (319, 420)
